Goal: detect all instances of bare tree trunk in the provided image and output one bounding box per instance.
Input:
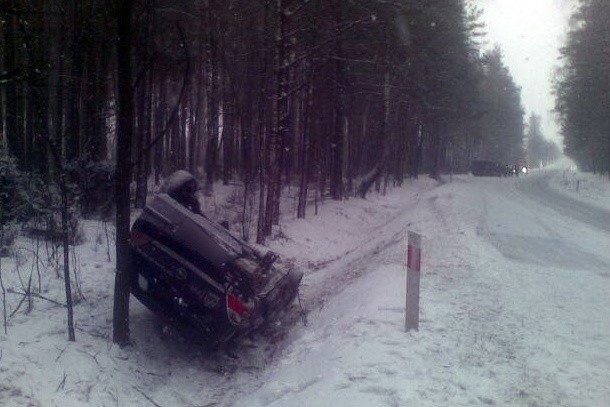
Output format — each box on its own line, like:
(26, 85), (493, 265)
(134, 67), (148, 208)
(60, 174), (76, 341)
(256, 121), (267, 243)
(64, 0), (84, 161)
(3, 13), (19, 160)
(409, 122), (423, 179)
(205, 12), (219, 196)
(297, 82), (313, 218)
(180, 100), (189, 169)
(153, 79), (166, 184)
(189, 71), (203, 175)
(357, 71), (391, 198)
(134, 5), (154, 208)
(113, 0), (134, 347)
(429, 121), (444, 180)
(0, 243), (7, 334)
(330, 26), (345, 200)
(263, 0), (288, 236)
(222, 96), (234, 185)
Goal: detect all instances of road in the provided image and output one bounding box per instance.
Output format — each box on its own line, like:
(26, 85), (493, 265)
(518, 170), (610, 233)
(482, 171), (610, 276)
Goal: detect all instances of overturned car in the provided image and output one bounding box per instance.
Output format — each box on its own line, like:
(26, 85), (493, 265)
(129, 171), (303, 344)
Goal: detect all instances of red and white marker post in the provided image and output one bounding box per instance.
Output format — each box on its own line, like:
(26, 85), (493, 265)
(405, 231), (422, 331)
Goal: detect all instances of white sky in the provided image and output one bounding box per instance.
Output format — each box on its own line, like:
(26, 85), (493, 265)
(475, 0), (575, 144)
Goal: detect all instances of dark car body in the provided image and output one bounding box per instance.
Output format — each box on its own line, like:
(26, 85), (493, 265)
(129, 193), (303, 344)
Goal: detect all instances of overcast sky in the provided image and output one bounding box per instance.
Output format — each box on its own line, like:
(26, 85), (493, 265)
(475, 0), (575, 144)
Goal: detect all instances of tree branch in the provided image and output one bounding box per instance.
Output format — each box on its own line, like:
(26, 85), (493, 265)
(131, 23), (190, 172)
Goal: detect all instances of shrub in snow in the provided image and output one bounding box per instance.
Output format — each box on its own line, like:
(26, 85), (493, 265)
(0, 150), (85, 247)
(0, 151), (33, 226)
(0, 151), (34, 252)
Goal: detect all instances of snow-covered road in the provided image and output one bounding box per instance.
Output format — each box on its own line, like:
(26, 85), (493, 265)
(518, 171), (610, 233)
(1, 170), (609, 406)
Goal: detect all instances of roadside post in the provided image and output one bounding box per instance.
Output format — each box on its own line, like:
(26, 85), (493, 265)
(405, 231), (422, 331)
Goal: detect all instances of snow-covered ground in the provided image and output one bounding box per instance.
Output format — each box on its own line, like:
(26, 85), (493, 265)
(1, 169), (609, 406)
(549, 170), (610, 211)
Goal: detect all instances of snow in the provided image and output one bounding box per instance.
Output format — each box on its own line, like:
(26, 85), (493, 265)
(550, 170), (610, 211)
(1, 169), (609, 406)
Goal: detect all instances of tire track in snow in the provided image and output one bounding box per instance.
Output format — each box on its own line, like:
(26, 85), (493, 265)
(300, 197), (420, 314)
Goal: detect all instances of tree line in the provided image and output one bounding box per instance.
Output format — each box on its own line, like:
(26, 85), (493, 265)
(1, 0), (527, 230)
(0, 1), (527, 344)
(555, 0), (610, 176)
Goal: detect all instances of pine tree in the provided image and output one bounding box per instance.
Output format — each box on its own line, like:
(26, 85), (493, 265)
(555, 0), (610, 175)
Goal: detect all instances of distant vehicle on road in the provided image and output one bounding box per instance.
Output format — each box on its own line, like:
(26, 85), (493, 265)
(517, 159), (528, 175)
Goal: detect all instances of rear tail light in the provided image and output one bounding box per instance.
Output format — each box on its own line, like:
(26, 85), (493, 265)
(228, 293), (248, 314)
(227, 291), (254, 326)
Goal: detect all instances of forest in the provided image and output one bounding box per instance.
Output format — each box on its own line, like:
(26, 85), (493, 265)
(1, 0), (532, 344)
(555, 0), (610, 176)
(0, 0), (530, 226)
